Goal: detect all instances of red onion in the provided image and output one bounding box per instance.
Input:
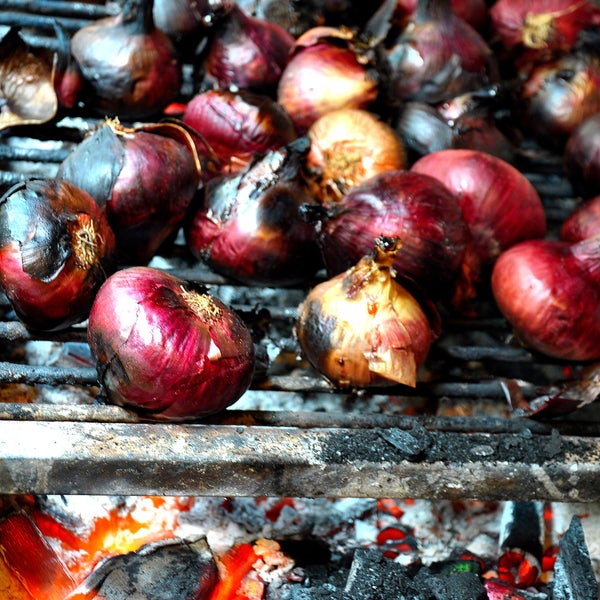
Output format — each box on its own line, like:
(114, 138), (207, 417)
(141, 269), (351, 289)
(560, 195), (600, 242)
(519, 45), (600, 149)
(380, 0), (499, 104)
(152, 0), (212, 38)
(277, 26), (380, 134)
(185, 137), (323, 286)
(57, 119), (201, 266)
(490, 0), (600, 57)
(0, 179), (117, 331)
(182, 89), (297, 175)
(411, 148), (547, 275)
(491, 236), (600, 361)
(71, 0), (182, 119)
(305, 108), (407, 204)
(87, 266), (255, 421)
(303, 169), (469, 298)
(564, 112), (600, 199)
(296, 237), (438, 389)
(198, 3), (294, 94)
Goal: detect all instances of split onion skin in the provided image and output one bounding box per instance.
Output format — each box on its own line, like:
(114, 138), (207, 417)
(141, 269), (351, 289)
(0, 179), (117, 331)
(491, 237), (600, 361)
(87, 266), (256, 421)
(296, 238), (436, 389)
(411, 149), (547, 267)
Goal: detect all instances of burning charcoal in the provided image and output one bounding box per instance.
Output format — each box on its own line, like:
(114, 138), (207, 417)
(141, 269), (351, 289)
(66, 536), (218, 600)
(550, 516), (599, 600)
(484, 579), (548, 599)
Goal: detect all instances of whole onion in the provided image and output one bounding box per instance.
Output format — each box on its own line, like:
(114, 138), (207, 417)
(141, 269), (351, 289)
(380, 0), (499, 104)
(519, 45), (600, 149)
(411, 149), (547, 286)
(182, 89), (297, 175)
(277, 26), (380, 134)
(563, 112), (600, 199)
(304, 169), (469, 298)
(305, 108), (407, 204)
(296, 237), (437, 389)
(491, 236), (600, 361)
(198, 3), (295, 94)
(560, 195), (600, 242)
(71, 0), (182, 119)
(87, 266), (255, 421)
(153, 0), (212, 38)
(0, 179), (117, 331)
(185, 137), (323, 286)
(57, 119), (201, 265)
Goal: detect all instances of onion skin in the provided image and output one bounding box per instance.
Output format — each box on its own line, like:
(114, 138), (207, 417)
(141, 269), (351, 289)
(564, 112), (600, 199)
(182, 89), (297, 175)
(411, 149), (547, 267)
(305, 108), (407, 204)
(491, 237), (600, 361)
(0, 179), (117, 331)
(57, 120), (201, 266)
(307, 170), (468, 298)
(185, 137), (323, 286)
(71, 0), (182, 119)
(560, 195), (600, 242)
(87, 266), (255, 421)
(277, 27), (380, 134)
(296, 237), (436, 389)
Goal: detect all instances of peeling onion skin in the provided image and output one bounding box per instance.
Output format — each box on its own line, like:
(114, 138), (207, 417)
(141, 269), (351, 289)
(87, 267), (256, 421)
(307, 170), (469, 299)
(296, 237), (436, 389)
(0, 179), (118, 331)
(185, 137), (323, 287)
(491, 237), (600, 361)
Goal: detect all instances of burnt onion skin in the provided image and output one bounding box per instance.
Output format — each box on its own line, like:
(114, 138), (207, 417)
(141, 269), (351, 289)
(71, 0), (182, 119)
(185, 137), (323, 287)
(304, 169), (468, 298)
(0, 179), (117, 331)
(491, 237), (600, 361)
(87, 266), (256, 421)
(296, 237), (437, 389)
(57, 120), (201, 266)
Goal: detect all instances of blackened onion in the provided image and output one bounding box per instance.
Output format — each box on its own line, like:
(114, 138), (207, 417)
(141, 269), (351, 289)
(71, 0), (182, 119)
(491, 236), (600, 361)
(87, 266), (255, 420)
(182, 89), (297, 175)
(560, 195), (600, 242)
(304, 169), (468, 298)
(185, 137), (323, 286)
(277, 26), (380, 134)
(57, 119), (201, 265)
(0, 179), (117, 331)
(411, 148), (547, 271)
(563, 112), (600, 199)
(296, 237), (437, 389)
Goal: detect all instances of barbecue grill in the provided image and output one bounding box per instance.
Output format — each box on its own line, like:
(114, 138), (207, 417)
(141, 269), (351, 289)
(1, 1), (600, 507)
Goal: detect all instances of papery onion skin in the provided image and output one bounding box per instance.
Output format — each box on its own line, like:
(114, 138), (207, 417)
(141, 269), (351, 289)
(57, 120), (201, 266)
(308, 170), (468, 298)
(411, 149), (547, 267)
(277, 27), (380, 134)
(296, 237), (435, 389)
(305, 108), (407, 204)
(560, 195), (600, 242)
(71, 0), (182, 119)
(0, 179), (117, 331)
(185, 137), (323, 286)
(563, 112), (600, 199)
(87, 266), (255, 421)
(491, 237), (600, 361)
(182, 89), (297, 175)
(520, 48), (600, 149)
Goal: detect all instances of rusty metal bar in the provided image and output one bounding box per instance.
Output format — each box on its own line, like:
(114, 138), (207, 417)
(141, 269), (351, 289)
(0, 419), (598, 500)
